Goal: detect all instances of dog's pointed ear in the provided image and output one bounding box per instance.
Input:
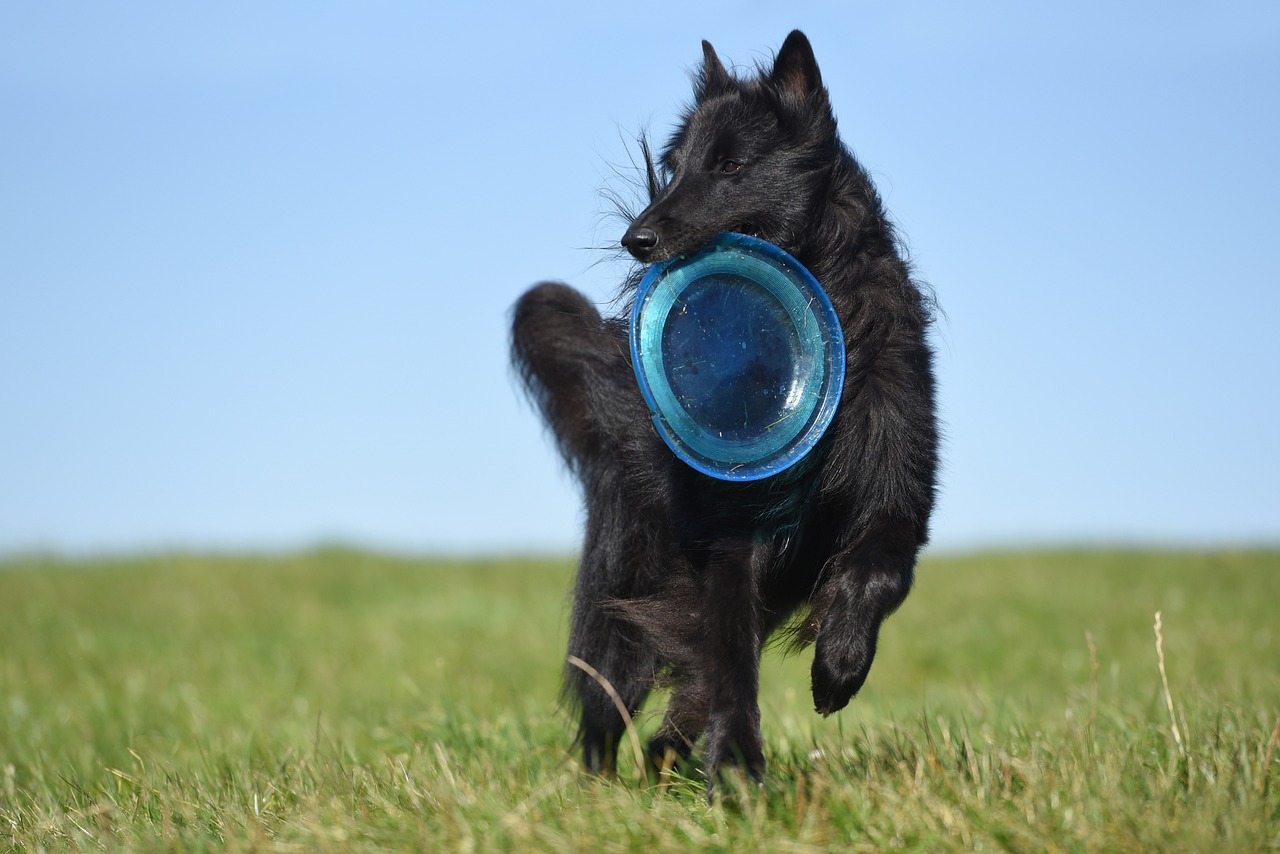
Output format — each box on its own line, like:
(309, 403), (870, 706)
(698, 39), (733, 99)
(770, 30), (822, 98)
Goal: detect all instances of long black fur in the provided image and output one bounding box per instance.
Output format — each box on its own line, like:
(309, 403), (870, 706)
(511, 31), (939, 785)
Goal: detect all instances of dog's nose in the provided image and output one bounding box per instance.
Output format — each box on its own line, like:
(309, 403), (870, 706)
(621, 225), (659, 260)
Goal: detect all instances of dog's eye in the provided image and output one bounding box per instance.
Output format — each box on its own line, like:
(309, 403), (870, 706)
(718, 159), (742, 175)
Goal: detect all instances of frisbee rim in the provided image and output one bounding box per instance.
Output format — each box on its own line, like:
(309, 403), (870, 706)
(629, 232), (845, 482)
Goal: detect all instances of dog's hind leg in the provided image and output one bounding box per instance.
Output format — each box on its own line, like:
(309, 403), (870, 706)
(566, 487), (675, 775)
(512, 281), (684, 775)
(567, 619), (655, 776)
(646, 680), (707, 773)
(604, 542), (770, 785)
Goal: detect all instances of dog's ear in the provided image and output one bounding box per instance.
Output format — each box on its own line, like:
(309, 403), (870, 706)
(697, 40), (733, 99)
(770, 30), (822, 98)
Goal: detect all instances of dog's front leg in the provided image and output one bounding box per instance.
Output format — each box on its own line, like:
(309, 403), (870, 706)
(809, 523), (919, 715)
(698, 542), (768, 786)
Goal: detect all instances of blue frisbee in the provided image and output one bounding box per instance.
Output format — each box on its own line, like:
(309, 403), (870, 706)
(630, 232), (845, 481)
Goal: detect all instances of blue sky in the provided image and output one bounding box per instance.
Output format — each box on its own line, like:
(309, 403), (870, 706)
(2, 2), (1277, 555)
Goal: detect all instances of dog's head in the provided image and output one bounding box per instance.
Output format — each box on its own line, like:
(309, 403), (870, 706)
(621, 31), (840, 264)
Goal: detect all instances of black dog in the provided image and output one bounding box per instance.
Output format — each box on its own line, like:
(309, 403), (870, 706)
(511, 31), (938, 783)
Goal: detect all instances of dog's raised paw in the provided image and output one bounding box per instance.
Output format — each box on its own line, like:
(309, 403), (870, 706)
(810, 641), (872, 716)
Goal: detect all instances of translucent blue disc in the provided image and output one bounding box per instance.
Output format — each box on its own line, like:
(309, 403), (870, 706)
(630, 232), (845, 481)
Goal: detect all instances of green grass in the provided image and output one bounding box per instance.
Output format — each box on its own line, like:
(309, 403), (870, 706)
(1, 549), (1277, 851)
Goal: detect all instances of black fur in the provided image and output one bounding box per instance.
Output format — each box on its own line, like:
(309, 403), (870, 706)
(511, 31), (939, 785)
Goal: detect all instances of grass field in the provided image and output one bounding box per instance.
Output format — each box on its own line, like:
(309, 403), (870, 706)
(1, 549), (1277, 851)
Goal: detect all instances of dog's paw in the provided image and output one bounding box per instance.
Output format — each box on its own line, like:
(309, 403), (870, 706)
(810, 635), (873, 716)
(701, 715), (766, 788)
(646, 733), (694, 779)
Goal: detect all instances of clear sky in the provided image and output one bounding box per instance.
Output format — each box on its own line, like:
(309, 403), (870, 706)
(2, 2), (1277, 555)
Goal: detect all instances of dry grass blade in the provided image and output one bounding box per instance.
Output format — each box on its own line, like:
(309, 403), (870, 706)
(1153, 611), (1184, 757)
